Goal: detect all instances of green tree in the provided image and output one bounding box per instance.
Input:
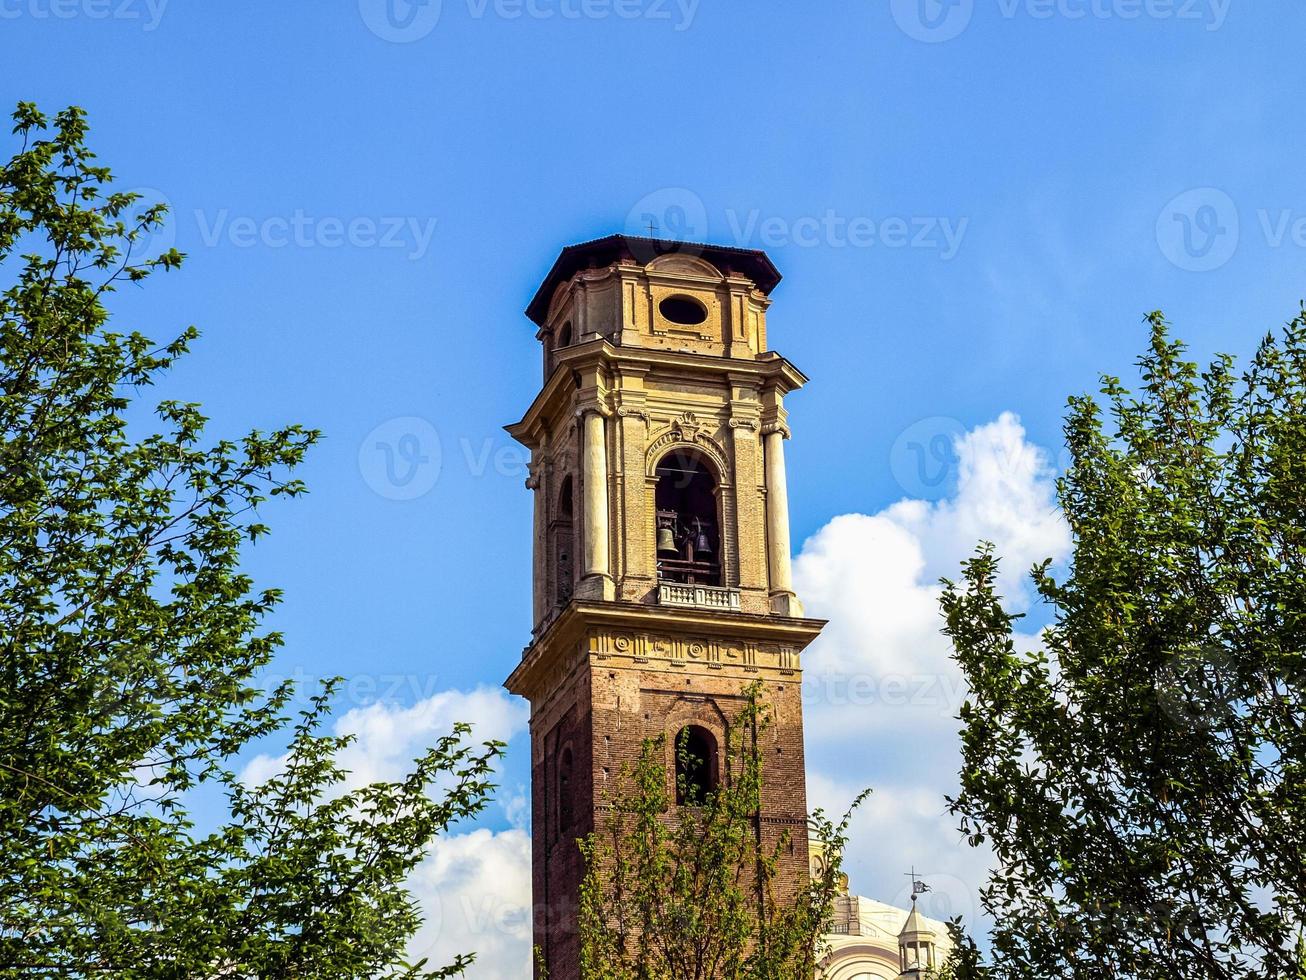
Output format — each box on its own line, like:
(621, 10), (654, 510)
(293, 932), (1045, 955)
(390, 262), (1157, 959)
(576, 685), (866, 980)
(941, 312), (1306, 979)
(0, 102), (501, 978)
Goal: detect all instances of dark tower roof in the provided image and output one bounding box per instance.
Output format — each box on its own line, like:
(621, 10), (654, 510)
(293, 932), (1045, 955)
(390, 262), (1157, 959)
(525, 235), (783, 327)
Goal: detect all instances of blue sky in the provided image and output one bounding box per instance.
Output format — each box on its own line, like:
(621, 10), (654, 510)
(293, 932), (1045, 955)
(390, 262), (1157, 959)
(5, 0), (1304, 971)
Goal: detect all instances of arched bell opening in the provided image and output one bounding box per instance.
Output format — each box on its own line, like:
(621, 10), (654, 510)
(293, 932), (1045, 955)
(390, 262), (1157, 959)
(654, 450), (721, 586)
(674, 725), (718, 807)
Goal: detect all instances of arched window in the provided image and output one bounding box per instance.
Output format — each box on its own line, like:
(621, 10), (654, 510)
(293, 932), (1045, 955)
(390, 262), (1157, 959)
(558, 746), (574, 832)
(654, 451), (721, 586)
(554, 476), (574, 606)
(557, 321), (573, 348)
(675, 725), (718, 806)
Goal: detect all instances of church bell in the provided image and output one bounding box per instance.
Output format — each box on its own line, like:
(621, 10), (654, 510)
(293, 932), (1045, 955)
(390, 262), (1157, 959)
(694, 526), (712, 555)
(657, 525), (678, 555)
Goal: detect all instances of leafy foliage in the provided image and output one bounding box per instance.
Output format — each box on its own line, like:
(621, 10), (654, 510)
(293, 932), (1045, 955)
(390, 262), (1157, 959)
(0, 102), (501, 978)
(942, 312), (1306, 979)
(576, 685), (866, 980)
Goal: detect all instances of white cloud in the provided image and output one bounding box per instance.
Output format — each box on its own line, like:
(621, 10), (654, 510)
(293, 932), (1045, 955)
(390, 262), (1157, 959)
(240, 686), (533, 975)
(333, 686), (528, 790)
(795, 413), (1071, 933)
(795, 412), (1069, 739)
(241, 685), (528, 792)
(891, 411), (1071, 600)
(407, 827), (534, 979)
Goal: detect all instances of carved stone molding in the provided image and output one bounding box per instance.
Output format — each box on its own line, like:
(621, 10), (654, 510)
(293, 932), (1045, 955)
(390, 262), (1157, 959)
(589, 629), (799, 673)
(645, 415), (731, 481)
(674, 411), (702, 438)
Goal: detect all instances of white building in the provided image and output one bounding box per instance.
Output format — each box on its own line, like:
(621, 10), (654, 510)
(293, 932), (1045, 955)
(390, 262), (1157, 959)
(812, 836), (953, 978)
(819, 893), (952, 979)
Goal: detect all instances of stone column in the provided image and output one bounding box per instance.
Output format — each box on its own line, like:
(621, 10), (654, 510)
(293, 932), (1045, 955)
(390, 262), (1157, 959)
(581, 409), (613, 598)
(764, 427), (802, 616)
(528, 459), (546, 629)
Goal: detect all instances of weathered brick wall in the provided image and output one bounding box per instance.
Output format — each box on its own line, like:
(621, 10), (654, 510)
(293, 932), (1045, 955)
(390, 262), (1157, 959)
(529, 646), (592, 980)
(529, 639), (810, 980)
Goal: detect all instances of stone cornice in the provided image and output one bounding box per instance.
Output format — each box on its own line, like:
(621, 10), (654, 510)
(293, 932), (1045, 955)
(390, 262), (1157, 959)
(506, 341), (808, 451)
(504, 600), (826, 704)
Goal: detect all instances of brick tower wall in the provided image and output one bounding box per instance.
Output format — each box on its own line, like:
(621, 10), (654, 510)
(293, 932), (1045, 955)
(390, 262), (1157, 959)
(529, 628), (811, 980)
(530, 654), (594, 979)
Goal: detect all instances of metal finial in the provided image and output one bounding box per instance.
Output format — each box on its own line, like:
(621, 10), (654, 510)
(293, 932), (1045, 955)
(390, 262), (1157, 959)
(905, 867), (932, 899)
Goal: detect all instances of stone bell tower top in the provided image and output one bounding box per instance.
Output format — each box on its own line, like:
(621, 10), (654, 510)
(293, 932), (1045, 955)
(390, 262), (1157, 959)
(507, 235), (810, 635)
(524, 235), (784, 375)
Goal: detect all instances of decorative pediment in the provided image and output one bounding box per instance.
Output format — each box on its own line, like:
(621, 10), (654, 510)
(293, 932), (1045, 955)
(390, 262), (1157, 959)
(645, 253), (726, 281)
(645, 413), (730, 481)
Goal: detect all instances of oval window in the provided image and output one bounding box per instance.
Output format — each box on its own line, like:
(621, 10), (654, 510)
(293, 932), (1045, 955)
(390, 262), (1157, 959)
(659, 296), (708, 326)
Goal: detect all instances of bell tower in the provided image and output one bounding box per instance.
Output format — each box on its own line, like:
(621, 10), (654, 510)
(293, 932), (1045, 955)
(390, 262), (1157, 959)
(505, 236), (825, 979)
